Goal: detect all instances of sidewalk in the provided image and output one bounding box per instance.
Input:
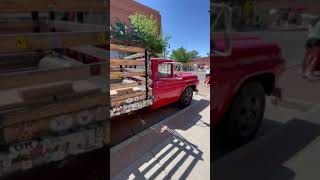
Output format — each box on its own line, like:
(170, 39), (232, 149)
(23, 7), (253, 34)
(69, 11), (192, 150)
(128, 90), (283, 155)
(110, 95), (210, 180)
(279, 65), (320, 105)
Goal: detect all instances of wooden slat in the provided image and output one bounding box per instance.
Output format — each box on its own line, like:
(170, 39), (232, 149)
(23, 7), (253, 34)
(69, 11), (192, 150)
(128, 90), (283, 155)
(110, 44), (145, 53)
(0, 31), (107, 53)
(111, 71), (145, 79)
(111, 95), (146, 107)
(3, 117), (49, 143)
(0, 0), (107, 12)
(115, 87), (134, 95)
(0, 20), (107, 33)
(0, 65), (91, 90)
(0, 52), (40, 72)
(2, 106), (108, 144)
(70, 45), (108, 60)
(1, 92), (108, 127)
(111, 91), (152, 107)
(0, 80), (103, 113)
(19, 81), (74, 103)
(111, 59), (144, 66)
(111, 91), (146, 102)
(53, 21), (107, 31)
(0, 90), (23, 112)
(110, 82), (139, 90)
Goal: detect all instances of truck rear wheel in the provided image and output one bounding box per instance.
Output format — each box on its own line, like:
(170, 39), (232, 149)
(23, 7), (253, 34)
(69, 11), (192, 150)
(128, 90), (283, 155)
(179, 87), (193, 108)
(224, 81), (265, 146)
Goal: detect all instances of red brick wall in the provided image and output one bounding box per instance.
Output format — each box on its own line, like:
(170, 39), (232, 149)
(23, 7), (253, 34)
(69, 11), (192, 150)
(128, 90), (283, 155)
(189, 57), (210, 66)
(256, 0), (320, 14)
(110, 0), (162, 32)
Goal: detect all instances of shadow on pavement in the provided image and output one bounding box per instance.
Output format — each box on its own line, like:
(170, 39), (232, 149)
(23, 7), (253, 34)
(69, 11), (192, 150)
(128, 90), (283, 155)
(212, 118), (284, 161)
(116, 130), (204, 180)
(111, 99), (209, 179)
(111, 99), (208, 146)
(212, 118), (320, 180)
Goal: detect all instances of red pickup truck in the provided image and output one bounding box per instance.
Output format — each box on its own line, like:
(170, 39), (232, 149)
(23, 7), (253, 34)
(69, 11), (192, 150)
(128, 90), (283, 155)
(108, 58), (199, 117)
(212, 4), (285, 145)
(150, 59), (199, 110)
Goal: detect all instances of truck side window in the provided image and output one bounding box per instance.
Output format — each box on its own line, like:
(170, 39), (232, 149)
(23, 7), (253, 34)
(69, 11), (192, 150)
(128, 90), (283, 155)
(158, 63), (172, 78)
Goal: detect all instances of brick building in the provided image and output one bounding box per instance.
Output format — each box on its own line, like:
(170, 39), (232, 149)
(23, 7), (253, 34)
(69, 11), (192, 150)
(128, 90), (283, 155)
(110, 0), (162, 58)
(189, 57), (210, 69)
(256, 0), (320, 14)
(217, 0), (320, 28)
(255, 0), (320, 26)
(110, 0), (161, 32)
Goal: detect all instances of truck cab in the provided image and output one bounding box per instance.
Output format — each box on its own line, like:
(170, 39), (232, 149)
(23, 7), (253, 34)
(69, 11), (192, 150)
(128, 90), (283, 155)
(150, 59), (199, 109)
(212, 3), (285, 145)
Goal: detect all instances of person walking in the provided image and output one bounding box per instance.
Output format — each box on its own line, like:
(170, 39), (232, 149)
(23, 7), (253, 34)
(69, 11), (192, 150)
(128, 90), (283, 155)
(204, 67), (210, 87)
(303, 16), (320, 78)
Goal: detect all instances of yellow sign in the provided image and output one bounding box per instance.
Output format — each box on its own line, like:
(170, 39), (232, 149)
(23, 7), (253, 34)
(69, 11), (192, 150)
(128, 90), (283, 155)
(244, 0), (253, 18)
(98, 33), (107, 44)
(16, 37), (28, 49)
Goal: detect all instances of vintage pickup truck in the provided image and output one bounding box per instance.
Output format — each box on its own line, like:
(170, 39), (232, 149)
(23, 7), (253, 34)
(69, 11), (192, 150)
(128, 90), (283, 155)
(108, 57), (199, 117)
(212, 3), (285, 145)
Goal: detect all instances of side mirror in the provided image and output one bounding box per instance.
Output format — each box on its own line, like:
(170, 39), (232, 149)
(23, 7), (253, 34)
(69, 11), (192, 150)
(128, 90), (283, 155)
(211, 3), (232, 57)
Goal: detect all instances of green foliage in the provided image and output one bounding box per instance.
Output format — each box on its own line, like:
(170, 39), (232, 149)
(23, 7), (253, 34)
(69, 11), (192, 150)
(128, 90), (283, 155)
(129, 13), (170, 57)
(170, 47), (200, 64)
(110, 20), (141, 44)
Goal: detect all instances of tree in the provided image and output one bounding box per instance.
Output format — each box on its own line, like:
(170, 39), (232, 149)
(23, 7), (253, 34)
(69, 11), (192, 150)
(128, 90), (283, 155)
(189, 50), (201, 59)
(129, 13), (170, 57)
(170, 47), (200, 64)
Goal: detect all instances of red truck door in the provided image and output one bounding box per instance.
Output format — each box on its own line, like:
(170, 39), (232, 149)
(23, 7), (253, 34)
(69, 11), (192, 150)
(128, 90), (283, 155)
(153, 62), (183, 107)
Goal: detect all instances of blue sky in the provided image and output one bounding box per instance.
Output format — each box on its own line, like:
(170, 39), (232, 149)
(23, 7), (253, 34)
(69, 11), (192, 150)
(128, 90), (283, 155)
(136, 0), (210, 57)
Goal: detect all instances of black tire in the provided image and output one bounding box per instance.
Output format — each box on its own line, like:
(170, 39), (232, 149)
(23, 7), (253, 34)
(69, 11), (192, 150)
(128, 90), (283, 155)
(223, 81), (265, 146)
(179, 87), (193, 108)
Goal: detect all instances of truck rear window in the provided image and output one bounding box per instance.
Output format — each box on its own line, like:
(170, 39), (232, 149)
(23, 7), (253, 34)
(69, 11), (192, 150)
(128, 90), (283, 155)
(158, 63), (172, 78)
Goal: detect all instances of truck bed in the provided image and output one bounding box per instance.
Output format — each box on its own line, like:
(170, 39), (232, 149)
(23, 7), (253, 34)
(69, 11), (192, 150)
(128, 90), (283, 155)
(110, 44), (153, 118)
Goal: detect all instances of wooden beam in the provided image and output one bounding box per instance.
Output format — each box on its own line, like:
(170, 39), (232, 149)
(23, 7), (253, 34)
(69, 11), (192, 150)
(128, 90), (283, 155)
(111, 71), (145, 79)
(0, 0), (107, 12)
(53, 20), (107, 31)
(111, 59), (144, 66)
(110, 44), (145, 53)
(111, 91), (146, 102)
(2, 106), (108, 144)
(110, 82), (139, 90)
(69, 45), (108, 60)
(1, 92), (108, 127)
(0, 79), (104, 113)
(0, 65), (91, 90)
(111, 95), (147, 107)
(0, 20), (107, 33)
(0, 31), (107, 53)
(0, 52), (40, 72)
(0, 90), (23, 113)
(20, 81), (74, 103)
